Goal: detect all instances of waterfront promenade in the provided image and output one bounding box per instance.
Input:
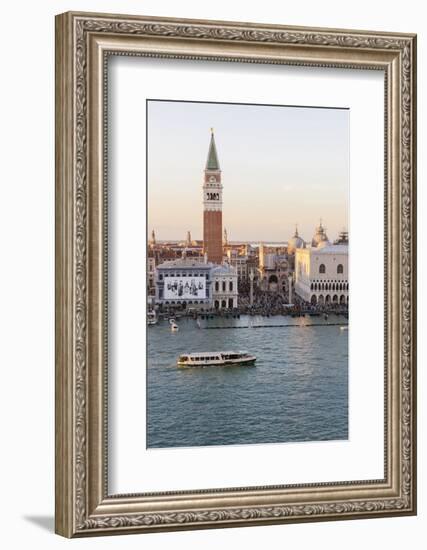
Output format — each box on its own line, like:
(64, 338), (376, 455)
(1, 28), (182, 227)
(152, 288), (348, 321)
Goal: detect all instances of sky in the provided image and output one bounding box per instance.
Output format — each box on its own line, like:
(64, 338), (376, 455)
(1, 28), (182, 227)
(147, 100), (349, 243)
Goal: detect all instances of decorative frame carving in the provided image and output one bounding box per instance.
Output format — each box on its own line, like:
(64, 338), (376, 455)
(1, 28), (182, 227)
(55, 11), (417, 537)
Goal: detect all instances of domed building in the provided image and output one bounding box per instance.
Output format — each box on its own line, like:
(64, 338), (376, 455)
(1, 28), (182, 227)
(287, 226), (306, 255)
(311, 221), (330, 248)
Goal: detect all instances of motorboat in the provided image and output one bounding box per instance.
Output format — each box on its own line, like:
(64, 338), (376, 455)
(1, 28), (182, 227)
(169, 318), (179, 332)
(147, 310), (158, 325)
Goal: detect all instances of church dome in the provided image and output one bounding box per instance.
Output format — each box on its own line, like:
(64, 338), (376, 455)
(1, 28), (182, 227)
(311, 221), (329, 247)
(287, 226), (306, 254)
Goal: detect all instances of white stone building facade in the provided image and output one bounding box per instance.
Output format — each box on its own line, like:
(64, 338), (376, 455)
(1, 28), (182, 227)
(211, 264), (238, 309)
(294, 244), (349, 305)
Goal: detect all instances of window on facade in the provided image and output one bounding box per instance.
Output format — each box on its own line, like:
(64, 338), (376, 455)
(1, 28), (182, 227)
(337, 264), (344, 274)
(222, 281), (226, 292)
(229, 281), (233, 292)
(319, 264), (326, 274)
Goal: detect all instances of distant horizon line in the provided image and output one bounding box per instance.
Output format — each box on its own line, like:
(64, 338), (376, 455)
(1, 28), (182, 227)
(149, 239), (289, 244)
(148, 238), (348, 245)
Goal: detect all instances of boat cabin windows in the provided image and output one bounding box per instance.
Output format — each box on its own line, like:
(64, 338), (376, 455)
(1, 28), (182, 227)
(186, 354), (222, 362)
(221, 352), (246, 360)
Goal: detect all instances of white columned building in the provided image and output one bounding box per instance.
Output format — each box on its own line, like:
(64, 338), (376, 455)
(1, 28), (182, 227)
(294, 243), (349, 306)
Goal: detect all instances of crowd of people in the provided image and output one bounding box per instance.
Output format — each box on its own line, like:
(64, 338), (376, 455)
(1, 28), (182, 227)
(237, 288), (290, 316)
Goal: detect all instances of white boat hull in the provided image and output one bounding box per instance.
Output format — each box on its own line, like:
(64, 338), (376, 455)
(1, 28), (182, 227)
(177, 354), (256, 368)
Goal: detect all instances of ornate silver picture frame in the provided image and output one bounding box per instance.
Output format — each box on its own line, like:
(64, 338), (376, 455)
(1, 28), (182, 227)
(55, 11), (417, 537)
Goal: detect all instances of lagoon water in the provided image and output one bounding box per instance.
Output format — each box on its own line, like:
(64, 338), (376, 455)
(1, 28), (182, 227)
(147, 314), (348, 448)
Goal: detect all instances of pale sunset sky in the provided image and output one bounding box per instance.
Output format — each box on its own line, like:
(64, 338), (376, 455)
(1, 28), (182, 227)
(147, 100), (349, 243)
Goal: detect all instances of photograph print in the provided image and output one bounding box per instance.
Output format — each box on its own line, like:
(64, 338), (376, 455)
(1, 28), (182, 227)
(147, 99), (349, 449)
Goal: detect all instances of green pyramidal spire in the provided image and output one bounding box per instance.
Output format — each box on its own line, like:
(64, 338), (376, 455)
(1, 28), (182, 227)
(205, 129), (220, 171)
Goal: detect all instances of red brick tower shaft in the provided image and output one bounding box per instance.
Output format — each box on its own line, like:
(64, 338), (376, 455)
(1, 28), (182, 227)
(203, 210), (222, 264)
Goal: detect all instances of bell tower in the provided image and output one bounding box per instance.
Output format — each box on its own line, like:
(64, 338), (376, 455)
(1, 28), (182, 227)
(203, 129), (223, 264)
